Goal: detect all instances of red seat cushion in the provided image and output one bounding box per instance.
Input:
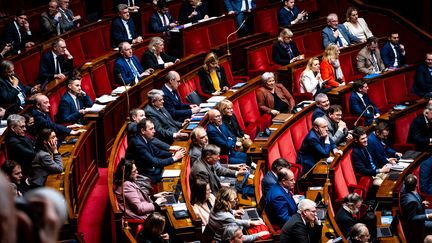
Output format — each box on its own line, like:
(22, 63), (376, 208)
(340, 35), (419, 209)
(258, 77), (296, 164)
(91, 65), (113, 97)
(81, 73), (97, 101)
(183, 28), (211, 55)
(20, 51), (41, 86)
(81, 29), (107, 59)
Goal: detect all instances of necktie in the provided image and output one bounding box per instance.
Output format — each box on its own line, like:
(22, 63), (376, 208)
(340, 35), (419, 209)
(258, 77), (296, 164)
(162, 14), (167, 27)
(172, 90), (179, 101)
(159, 109), (169, 118)
(364, 148), (376, 170)
(371, 52), (379, 72)
(244, 0), (250, 11)
(333, 28), (343, 47)
(56, 56), (62, 74)
(127, 58), (139, 79)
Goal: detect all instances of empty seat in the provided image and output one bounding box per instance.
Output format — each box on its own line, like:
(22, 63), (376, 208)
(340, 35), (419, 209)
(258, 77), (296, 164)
(91, 64), (113, 97)
(253, 8), (279, 37)
(183, 28), (211, 56)
(81, 73), (97, 101)
(20, 51), (41, 86)
(81, 29), (107, 60)
(66, 35), (86, 68)
(208, 19), (236, 47)
(384, 74), (408, 105)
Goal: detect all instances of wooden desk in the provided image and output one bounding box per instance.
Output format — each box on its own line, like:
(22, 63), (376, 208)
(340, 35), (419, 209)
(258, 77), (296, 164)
(378, 98), (428, 122)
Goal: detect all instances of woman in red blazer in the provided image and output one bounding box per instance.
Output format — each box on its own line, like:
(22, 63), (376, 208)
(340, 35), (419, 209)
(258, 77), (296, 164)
(320, 44), (346, 88)
(256, 72), (295, 116)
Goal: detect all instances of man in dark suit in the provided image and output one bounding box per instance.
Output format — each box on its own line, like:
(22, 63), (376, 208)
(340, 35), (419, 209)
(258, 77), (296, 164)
(150, 1), (178, 33)
(322, 13), (360, 48)
(114, 42), (153, 86)
(381, 32), (406, 69)
(356, 36), (386, 75)
(58, 0), (81, 32)
(367, 122), (402, 167)
(125, 118), (185, 182)
(278, 0), (307, 27)
(420, 157), (432, 195)
(408, 106), (432, 151)
(265, 168), (298, 227)
(312, 93), (330, 122)
(335, 193), (363, 237)
(349, 80), (380, 126)
(413, 53), (432, 98)
(297, 117), (342, 175)
(38, 38), (74, 85)
(262, 158), (290, 197)
(110, 4), (143, 48)
(207, 109), (247, 164)
(162, 71), (200, 122)
(144, 89), (189, 143)
(40, 0), (62, 37)
(224, 0), (256, 36)
(3, 11), (35, 55)
(280, 199), (323, 243)
(56, 77), (93, 124)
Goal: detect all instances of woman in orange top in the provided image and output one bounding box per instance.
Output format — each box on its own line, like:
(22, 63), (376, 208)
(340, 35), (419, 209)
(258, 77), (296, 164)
(320, 44), (345, 88)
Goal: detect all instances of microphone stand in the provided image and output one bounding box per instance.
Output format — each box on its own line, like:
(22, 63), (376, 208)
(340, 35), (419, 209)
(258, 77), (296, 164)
(301, 160), (332, 205)
(226, 16), (248, 56)
(117, 72), (131, 118)
(353, 105), (375, 127)
(121, 165), (131, 230)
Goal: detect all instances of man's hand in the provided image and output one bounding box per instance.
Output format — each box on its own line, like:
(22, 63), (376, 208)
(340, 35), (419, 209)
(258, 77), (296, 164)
(333, 149), (343, 156)
(67, 124), (83, 129)
(25, 42), (35, 48)
(228, 10), (236, 15)
(164, 62), (174, 68)
(191, 106), (200, 113)
(169, 145), (182, 151)
(172, 149), (185, 161)
(70, 129), (86, 135)
(270, 110), (280, 116)
(54, 73), (66, 79)
(338, 120), (347, 130)
(182, 119), (190, 127)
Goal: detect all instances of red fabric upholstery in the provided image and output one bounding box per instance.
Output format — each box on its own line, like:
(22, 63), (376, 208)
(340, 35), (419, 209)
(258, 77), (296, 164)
(340, 148), (370, 199)
(91, 64), (113, 97)
(253, 8), (279, 37)
(81, 73), (97, 101)
(14, 63), (26, 85)
(183, 28), (211, 55)
(292, 67), (306, 94)
(239, 90), (271, 130)
(0, 142), (8, 167)
(219, 61), (248, 87)
(384, 74), (407, 105)
(232, 100), (257, 137)
(66, 35), (86, 67)
(101, 23), (112, 51)
(305, 112), (313, 130)
(192, 76), (211, 100)
(134, 46), (147, 64)
(81, 29), (107, 59)
(368, 81), (390, 112)
(297, 0), (318, 14)
(48, 87), (66, 121)
(247, 47), (280, 77)
(168, 1), (182, 22)
(393, 111), (417, 145)
(293, 36), (305, 55)
(114, 134), (128, 170)
(290, 118), (309, 151)
(302, 31), (323, 56)
(185, 156), (191, 201)
(208, 20), (236, 47)
(140, 10), (156, 38)
(268, 144), (281, 171)
(405, 69), (417, 98)
(277, 130), (297, 164)
(334, 165), (349, 201)
(106, 58), (117, 88)
(178, 78), (197, 103)
(20, 51), (41, 86)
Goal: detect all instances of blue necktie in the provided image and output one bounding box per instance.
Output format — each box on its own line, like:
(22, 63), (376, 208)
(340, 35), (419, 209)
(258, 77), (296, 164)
(127, 59), (139, 79)
(364, 148), (376, 170)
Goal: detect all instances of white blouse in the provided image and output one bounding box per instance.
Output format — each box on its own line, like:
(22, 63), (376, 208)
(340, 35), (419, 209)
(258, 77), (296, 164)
(343, 18), (374, 42)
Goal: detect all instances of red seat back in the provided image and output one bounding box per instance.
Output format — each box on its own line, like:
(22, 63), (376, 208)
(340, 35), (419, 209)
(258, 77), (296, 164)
(293, 36), (305, 55)
(20, 51), (41, 86)
(185, 156), (191, 201)
(48, 87), (66, 121)
(253, 8), (279, 37)
(81, 73), (97, 101)
(384, 74), (407, 105)
(14, 63), (26, 85)
(178, 77), (197, 103)
(101, 23), (112, 51)
(81, 29), (107, 59)
(277, 129), (297, 165)
(290, 118), (309, 151)
(208, 20), (236, 46)
(91, 64), (113, 97)
(238, 90), (261, 126)
(368, 81), (388, 112)
(115, 134), (128, 169)
(405, 70), (416, 97)
(302, 31), (323, 56)
(334, 164), (349, 201)
(66, 35), (86, 67)
(232, 100), (246, 131)
(293, 67), (306, 94)
(340, 149), (356, 185)
(219, 61), (235, 87)
(339, 52), (355, 81)
(106, 58), (117, 88)
(183, 28), (211, 55)
(394, 112), (417, 144)
(248, 48), (271, 71)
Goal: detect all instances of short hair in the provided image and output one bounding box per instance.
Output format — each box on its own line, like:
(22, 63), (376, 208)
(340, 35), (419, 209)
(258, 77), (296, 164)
(352, 79), (367, 92)
(261, 72), (275, 84)
(0, 60), (13, 75)
(348, 223), (369, 240)
(66, 75), (81, 86)
(277, 168), (291, 182)
(148, 37), (164, 52)
(345, 6), (358, 21)
(137, 117), (152, 132)
(190, 178), (208, 204)
(118, 41), (130, 52)
(156, 0), (167, 9)
(278, 28), (293, 42)
(387, 31), (399, 37)
(326, 13), (338, 22)
(165, 71), (177, 82)
(117, 4), (128, 12)
(328, 105), (342, 114)
(202, 144), (220, 158)
(366, 36), (378, 46)
(51, 38), (65, 49)
(375, 122), (389, 134)
(222, 225), (242, 241)
(404, 174), (417, 192)
(147, 89), (164, 103)
(352, 127), (366, 140)
(129, 108), (142, 119)
(297, 199), (316, 213)
(424, 106), (432, 116)
(271, 158), (290, 172)
(141, 212), (166, 236)
(343, 193), (363, 206)
(215, 99), (233, 116)
(314, 93), (328, 102)
(14, 9), (26, 18)
(313, 117), (327, 127)
(1, 160), (20, 177)
(190, 126), (206, 143)
(24, 187), (68, 224)
(7, 114), (24, 128)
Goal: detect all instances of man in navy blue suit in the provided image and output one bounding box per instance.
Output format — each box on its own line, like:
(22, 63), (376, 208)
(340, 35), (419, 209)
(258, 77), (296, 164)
(349, 80), (380, 126)
(224, 0), (256, 36)
(380, 32), (406, 69)
(322, 13), (360, 48)
(38, 38), (74, 85)
(150, 1), (178, 33)
(162, 71), (200, 122)
(265, 168), (298, 227)
(56, 77), (93, 124)
(413, 53), (432, 98)
(278, 0), (307, 27)
(114, 42), (153, 86)
(3, 10), (35, 55)
(408, 106), (432, 151)
(207, 109), (247, 164)
(110, 4), (143, 48)
(312, 93), (330, 122)
(262, 158), (290, 197)
(297, 117), (342, 175)
(367, 122), (401, 167)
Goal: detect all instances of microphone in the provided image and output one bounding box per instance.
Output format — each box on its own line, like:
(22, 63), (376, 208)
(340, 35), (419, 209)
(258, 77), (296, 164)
(226, 16), (248, 56)
(116, 70), (130, 117)
(353, 105), (375, 127)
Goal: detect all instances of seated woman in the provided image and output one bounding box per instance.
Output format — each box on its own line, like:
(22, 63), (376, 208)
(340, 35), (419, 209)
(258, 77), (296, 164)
(343, 7), (374, 43)
(198, 52), (229, 96)
(191, 179), (215, 229)
(208, 187), (269, 242)
(30, 128), (63, 187)
(141, 37), (179, 70)
(256, 72), (295, 116)
(137, 212), (170, 243)
(300, 57), (325, 96)
(178, 0), (209, 24)
(114, 159), (166, 220)
(320, 44), (345, 88)
(272, 28), (303, 66)
(216, 99), (253, 150)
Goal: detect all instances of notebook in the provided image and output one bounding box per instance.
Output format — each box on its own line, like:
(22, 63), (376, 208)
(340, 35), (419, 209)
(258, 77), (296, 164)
(376, 215), (398, 238)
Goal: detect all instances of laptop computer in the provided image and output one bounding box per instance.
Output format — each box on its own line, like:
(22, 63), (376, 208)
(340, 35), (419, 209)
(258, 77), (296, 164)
(162, 184), (182, 206)
(314, 192), (327, 220)
(376, 215), (398, 238)
(241, 208), (261, 221)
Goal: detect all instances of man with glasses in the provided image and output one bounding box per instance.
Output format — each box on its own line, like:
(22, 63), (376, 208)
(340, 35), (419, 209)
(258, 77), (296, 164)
(3, 10), (35, 55)
(38, 38), (74, 85)
(322, 13), (360, 48)
(40, 0), (63, 36)
(323, 104), (352, 146)
(58, 0), (81, 32)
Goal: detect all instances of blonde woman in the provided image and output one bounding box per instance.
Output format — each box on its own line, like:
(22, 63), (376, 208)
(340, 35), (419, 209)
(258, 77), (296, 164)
(272, 28), (303, 65)
(320, 44), (345, 88)
(141, 37), (179, 70)
(198, 52), (229, 95)
(343, 7), (373, 43)
(256, 72), (295, 116)
(300, 57), (325, 96)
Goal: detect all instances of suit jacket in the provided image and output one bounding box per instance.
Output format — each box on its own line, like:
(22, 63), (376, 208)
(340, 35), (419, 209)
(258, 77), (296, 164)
(280, 213), (323, 243)
(381, 42), (406, 68)
(110, 17), (138, 48)
(300, 69), (323, 95)
(208, 210), (255, 242)
(0, 76), (31, 109)
(367, 132), (396, 167)
(320, 58), (345, 88)
(322, 24), (360, 48)
(56, 92), (93, 124)
(312, 107), (326, 122)
(58, 8), (76, 32)
(207, 122), (237, 155)
(323, 115), (347, 145)
(262, 171), (277, 197)
(265, 183), (298, 227)
(150, 11), (176, 33)
(6, 133), (36, 175)
(4, 21), (32, 54)
(400, 190), (427, 243)
(30, 150), (63, 186)
(222, 114), (245, 138)
(114, 55), (145, 85)
(40, 11), (58, 37)
(256, 83), (295, 114)
(144, 104), (182, 143)
(349, 91), (379, 126)
(351, 145), (377, 176)
(334, 207), (356, 237)
(356, 46), (385, 74)
(224, 0), (256, 13)
(178, 2), (208, 24)
(278, 6), (300, 27)
(413, 63), (432, 97)
(126, 122), (170, 150)
(125, 134), (174, 181)
(420, 157), (432, 195)
(272, 40), (300, 66)
(197, 66), (229, 95)
(190, 158), (236, 195)
(38, 51), (74, 84)
(297, 129), (336, 175)
(31, 109), (71, 137)
(408, 115), (432, 151)
(162, 85), (191, 122)
(141, 50), (177, 70)
(189, 144), (202, 166)
(115, 180), (156, 220)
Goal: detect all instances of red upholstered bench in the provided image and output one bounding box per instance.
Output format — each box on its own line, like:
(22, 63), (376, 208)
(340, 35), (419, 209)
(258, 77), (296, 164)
(339, 148), (370, 200)
(253, 7), (279, 37)
(90, 64), (113, 97)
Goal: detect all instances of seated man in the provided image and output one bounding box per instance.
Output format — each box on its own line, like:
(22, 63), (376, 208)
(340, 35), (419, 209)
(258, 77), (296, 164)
(58, 0), (81, 32)
(351, 127), (390, 186)
(126, 118), (185, 182)
(114, 42), (153, 86)
(56, 76), (93, 124)
(265, 168), (298, 227)
(110, 4), (143, 48)
(297, 117), (342, 175)
(381, 31), (406, 69)
(367, 122), (402, 167)
(408, 106), (432, 151)
(3, 10), (35, 55)
(420, 157), (432, 195)
(356, 36), (386, 75)
(1, 160), (29, 197)
(278, 0), (307, 27)
(322, 13), (360, 48)
(38, 38), (74, 85)
(150, 1), (178, 33)
(323, 104), (352, 146)
(349, 80), (380, 126)
(413, 53), (432, 98)
(262, 158), (290, 197)
(312, 93), (330, 122)
(162, 71), (200, 122)
(144, 89), (188, 143)
(207, 109), (247, 164)
(335, 193), (363, 237)
(189, 126), (209, 165)
(190, 144), (246, 195)
(40, 0), (62, 37)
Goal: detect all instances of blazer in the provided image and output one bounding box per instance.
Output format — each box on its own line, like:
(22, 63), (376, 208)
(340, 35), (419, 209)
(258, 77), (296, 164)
(6, 133), (36, 175)
(30, 150), (63, 186)
(114, 55), (145, 85)
(178, 2), (208, 24)
(207, 122), (237, 155)
(297, 129), (336, 175)
(312, 107), (326, 122)
(408, 115), (432, 151)
(351, 145), (377, 176)
(197, 66), (229, 95)
(265, 183), (298, 227)
(192, 193), (215, 227)
(144, 104), (182, 143)
(126, 122), (170, 150)
(420, 157), (432, 195)
(38, 51), (74, 84)
(161, 85), (191, 122)
(115, 180), (156, 220)
(413, 63), (432, 97)
(125, 134), (174, 182)
(356, 46), (385, 74)
(261, 171), (277, 197)
(349, 91), (379, 126)
(272, 41), (300, 66)
(381, 42), (406, 68)
(322, 24), (360, 48)
(334, 208), (356, 237)
(400, 190), (428, 243)
(256, 83), (295, 114)
(208, 210), (256, 242)
(190, 158), (236, 195)
(222, 114), (245, 138)
(278, 6), (300, 27)
(343, 18), (373, 42)
(300, 70), (324, 96)
(323, 115), (347, 145)
(223, 0), (256, 13)
(367, 132), (396, 167)
(280, 213), (323, 243)
(320, 58), (345, 88)
(0, 76), (31, 109)
(110, 17), (138, 48)
(150, 11), (176, 33)
(188, 144), (202, 166)
(40, 11), (58, 37)
(4, 21), (32, 54)
(141, 50), (177, 70)
(31, 109), (71, 137)
(56, 92), (93, 124)
(58, 8), (76, 32)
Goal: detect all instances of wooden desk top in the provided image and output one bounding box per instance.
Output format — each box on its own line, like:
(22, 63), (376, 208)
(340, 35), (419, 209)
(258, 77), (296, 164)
(378, 98), (428, 121)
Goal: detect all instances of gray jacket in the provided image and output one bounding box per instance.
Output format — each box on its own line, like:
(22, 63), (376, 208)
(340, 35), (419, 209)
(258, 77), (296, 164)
(30, 150), (63, 186)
